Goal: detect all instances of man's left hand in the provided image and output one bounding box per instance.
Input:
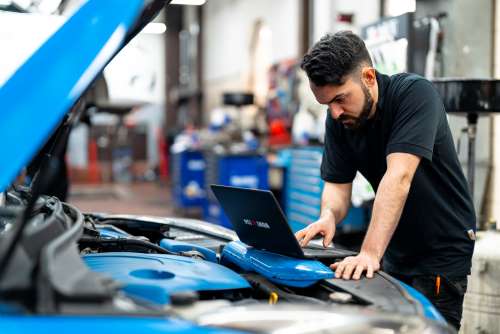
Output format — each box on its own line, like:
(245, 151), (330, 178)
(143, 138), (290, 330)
(331, 252), (380, 280)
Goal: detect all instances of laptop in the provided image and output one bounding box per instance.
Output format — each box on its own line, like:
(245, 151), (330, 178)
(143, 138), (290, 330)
(210, 184), (355, 259)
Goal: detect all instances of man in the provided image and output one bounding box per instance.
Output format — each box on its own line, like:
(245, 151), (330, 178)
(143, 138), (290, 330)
(295, 31), (475, 330)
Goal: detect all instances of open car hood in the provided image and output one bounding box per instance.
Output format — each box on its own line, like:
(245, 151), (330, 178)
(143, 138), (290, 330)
(0, 0), (170, 192)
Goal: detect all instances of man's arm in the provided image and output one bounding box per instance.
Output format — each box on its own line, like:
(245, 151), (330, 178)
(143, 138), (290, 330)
(295, 181), (352, 248)
(332, 152), (421, 280)
(321, 181), (352, 222)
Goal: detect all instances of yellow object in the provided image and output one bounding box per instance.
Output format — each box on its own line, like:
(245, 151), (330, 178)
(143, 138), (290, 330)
(435, 275), (441, 296)
(268, 292), (278, 304)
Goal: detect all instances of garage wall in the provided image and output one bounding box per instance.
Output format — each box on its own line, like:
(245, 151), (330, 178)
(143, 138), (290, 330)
(104, 31), (166, 104)
(202, 0), (300, 117)
(311, 0), (380, 43)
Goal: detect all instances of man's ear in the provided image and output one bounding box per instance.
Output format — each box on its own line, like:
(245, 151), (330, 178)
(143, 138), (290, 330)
(361, 67), (376, 87)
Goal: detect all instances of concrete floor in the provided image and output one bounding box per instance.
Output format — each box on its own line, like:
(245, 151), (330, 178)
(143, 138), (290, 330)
(68, 182), (178, 217)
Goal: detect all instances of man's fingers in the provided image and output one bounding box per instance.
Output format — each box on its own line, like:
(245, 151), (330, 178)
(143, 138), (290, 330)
(300, 225), (319, 247)
(342, 263), (356, 280)
(352, 264), (365, 280)
(366, 265), (374, 279)
(294, 229), (306, 242)
(331, 255), (379, 280)
(323, 227), (334, 248)
(334, 260), (347, 278)
(332, 257), (353, 278)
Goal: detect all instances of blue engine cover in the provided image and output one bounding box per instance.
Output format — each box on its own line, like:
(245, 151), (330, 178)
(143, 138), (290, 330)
(95, 227), (218, 263)
(159, 239), (218, 263)
(220, 241), (333, 287)
(83, 252), (250, 305)
(97, 226), (134, 239)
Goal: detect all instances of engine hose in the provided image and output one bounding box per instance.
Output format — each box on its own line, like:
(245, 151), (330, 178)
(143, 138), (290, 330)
(78, 237), (174, 255)
(243, 273), (326, 305)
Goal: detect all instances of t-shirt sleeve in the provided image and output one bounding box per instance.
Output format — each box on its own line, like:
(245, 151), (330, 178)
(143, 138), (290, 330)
(386, 79), (443, 161)
(321, 114), (357, 183)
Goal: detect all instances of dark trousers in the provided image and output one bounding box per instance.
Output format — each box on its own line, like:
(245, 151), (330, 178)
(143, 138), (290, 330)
(390, 273), (468, 331)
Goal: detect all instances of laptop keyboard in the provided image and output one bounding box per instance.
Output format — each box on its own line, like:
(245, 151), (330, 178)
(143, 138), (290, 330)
(303, 247), (356, 258)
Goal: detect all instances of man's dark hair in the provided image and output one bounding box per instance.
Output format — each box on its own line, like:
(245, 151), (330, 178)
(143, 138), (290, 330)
(300, 31), (372, 86)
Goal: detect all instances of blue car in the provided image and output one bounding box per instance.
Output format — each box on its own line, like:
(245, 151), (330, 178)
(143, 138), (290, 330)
(0, 1), (454, 333)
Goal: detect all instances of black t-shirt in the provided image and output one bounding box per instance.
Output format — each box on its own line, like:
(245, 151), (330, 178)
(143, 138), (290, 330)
(321, 71), (476, 276)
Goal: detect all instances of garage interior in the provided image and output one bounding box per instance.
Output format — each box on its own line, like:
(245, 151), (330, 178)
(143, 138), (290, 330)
(1, 0), (500, 333)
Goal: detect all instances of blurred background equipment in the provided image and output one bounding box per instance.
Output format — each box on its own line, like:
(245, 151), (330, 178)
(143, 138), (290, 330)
(0, 0), (433, 245)
(432, 78), (500, 230)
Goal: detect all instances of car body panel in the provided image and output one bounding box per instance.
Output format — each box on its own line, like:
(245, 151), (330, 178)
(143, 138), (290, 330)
(92, 213), (448, 326)
(0, 316), (245, 334)
(400, 281), (447, 322)
(0, 0), (143, 192)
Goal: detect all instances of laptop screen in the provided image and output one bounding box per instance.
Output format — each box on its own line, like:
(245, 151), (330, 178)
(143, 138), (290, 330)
(210, 184), (305, 258)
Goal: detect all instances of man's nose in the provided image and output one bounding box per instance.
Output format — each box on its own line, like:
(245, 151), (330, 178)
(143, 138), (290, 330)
(329, 104), (344, 119)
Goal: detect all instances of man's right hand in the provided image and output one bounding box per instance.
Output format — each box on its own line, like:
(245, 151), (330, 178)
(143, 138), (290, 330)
(294, 210), (336, 248)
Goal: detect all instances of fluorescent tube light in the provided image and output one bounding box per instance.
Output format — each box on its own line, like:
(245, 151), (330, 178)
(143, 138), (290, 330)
(142, 22), (167, 34)
(170, 0), (206, 5)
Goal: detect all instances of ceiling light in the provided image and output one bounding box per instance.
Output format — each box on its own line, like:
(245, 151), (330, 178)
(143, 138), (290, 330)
(170, 0), (206, 5)
(12, 0), (30, 9)
(38, 0), (62, 14)
(142, 22), (167, 34)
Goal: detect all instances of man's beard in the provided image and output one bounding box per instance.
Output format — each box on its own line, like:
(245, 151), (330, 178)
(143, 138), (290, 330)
(340, 83), (373, 130)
